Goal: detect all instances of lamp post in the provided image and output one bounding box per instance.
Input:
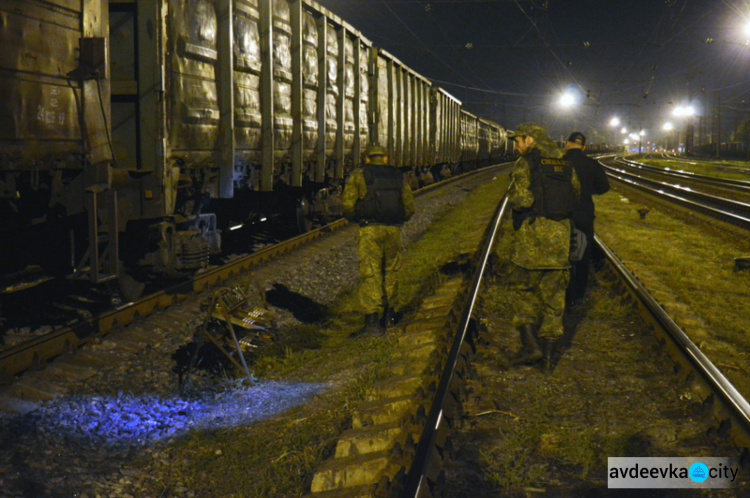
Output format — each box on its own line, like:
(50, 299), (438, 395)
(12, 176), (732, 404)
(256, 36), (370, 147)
(619, 127), (628, 153)
(673, 105), (695, 154)
(609, 117), (620, 149)
(663, 122), (674, 151)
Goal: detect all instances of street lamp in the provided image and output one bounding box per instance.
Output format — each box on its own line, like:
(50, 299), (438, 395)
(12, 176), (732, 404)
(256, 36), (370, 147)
(559, 91), (576, 108)
(672, 105), (695, 118)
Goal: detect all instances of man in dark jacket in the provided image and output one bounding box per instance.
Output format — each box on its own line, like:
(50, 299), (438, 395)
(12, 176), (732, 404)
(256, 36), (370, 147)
(564, 132), (610, 306)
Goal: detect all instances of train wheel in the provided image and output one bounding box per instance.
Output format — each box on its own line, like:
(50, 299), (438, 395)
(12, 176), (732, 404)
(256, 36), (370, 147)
(296, 197), (313, 233)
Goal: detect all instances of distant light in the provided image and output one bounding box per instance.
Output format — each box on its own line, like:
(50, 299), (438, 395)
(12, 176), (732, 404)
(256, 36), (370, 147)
(229, 224), (244, 231)
(621, 127), (627, 134)
(260, 217), (267, 222)
(623, 138), (629, 144)
(639, 130), (646, 136)
(673, 105), (695, 117)
(663, 122), (674, 131)
(559, 92), (576, 108)
(610, 117), (620, 127)
(744, 21), (750, 38)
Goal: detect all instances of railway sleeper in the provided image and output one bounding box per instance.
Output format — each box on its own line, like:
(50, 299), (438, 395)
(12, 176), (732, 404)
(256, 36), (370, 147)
(310, 276), (467, 496)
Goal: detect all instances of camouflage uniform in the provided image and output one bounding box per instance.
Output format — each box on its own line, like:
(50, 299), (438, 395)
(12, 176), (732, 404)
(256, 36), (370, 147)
(342, 156), (415, 318)
(507, 124), (580, 341)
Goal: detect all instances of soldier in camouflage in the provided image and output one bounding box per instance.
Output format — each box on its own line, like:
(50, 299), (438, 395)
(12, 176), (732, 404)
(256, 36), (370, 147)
(342, 145), (415, 337)
(506, 123), (580, 370)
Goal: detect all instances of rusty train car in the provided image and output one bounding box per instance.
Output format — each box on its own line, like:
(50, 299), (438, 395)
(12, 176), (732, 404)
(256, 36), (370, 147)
(0, 0), (509, 294)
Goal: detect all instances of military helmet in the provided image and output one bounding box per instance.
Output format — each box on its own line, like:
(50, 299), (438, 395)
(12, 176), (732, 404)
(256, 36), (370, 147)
(365, 144), (388, 157)
(506, 123), (550, 143)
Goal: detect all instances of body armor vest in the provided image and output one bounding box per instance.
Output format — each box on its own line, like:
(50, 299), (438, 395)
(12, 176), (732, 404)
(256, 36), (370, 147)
(357, 165), (407, 224)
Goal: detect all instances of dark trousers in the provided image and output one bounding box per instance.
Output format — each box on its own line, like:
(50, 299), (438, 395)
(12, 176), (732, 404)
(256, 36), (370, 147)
(567, 225), (595, 305)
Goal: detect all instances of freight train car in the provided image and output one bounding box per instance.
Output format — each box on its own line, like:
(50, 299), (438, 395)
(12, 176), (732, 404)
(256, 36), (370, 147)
(1, 0), (509, 300)
(0, 1), (116, 289)
(478, 117), (508, 166)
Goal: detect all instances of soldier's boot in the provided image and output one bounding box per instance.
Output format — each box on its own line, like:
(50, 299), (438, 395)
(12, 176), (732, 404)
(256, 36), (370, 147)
(510, 324), (542, 365)
(381, 307), (402, 328)
(350, 313), (384, 338)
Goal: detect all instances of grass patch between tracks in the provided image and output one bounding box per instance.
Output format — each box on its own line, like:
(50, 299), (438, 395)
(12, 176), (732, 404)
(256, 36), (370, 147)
(594, 187), (750, 395)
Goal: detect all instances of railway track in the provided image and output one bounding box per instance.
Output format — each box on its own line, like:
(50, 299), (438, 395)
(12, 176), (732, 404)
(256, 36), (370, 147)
(3, 165), (747, 495)
(616, 156), (750, 195)
(310, 192), (750, 496)
(598, 234), (750, 449)
(602, 157), (750, 230)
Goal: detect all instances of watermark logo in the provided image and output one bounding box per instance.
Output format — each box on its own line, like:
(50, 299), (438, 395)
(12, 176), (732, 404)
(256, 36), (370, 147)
(608, 457), (738, 489)
(689, 462), (709, 483)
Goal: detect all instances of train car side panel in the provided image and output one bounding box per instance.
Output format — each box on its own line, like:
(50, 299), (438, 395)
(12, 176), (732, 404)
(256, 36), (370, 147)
(357, 43), (369, 166)
(233, 0), (264, 182)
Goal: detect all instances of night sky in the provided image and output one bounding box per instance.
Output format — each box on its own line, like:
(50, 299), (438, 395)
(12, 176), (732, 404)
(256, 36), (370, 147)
(315, 0), (750, 144)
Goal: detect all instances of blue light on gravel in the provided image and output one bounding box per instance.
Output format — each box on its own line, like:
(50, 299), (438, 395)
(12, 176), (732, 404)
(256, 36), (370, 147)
(6, 381), (327, 448)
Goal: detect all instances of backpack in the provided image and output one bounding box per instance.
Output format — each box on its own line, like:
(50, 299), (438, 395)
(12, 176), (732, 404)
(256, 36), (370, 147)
(356, 165), (407, 224)
(512, 149), (577, 230)
(531, 150), (576, 221)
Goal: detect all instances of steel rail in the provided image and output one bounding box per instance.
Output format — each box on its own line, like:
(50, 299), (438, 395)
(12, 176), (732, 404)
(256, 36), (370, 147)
(603, 165), (750, 230)
(606, 162), (750, 211)
(596, 234), (750, 447)
(614, 156), (750, 192)
(401, 194), (509, 497)
(660, 153), (750, 174)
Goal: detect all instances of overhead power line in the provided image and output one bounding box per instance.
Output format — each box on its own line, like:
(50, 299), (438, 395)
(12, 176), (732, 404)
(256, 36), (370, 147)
(429, 78), (546, 98)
